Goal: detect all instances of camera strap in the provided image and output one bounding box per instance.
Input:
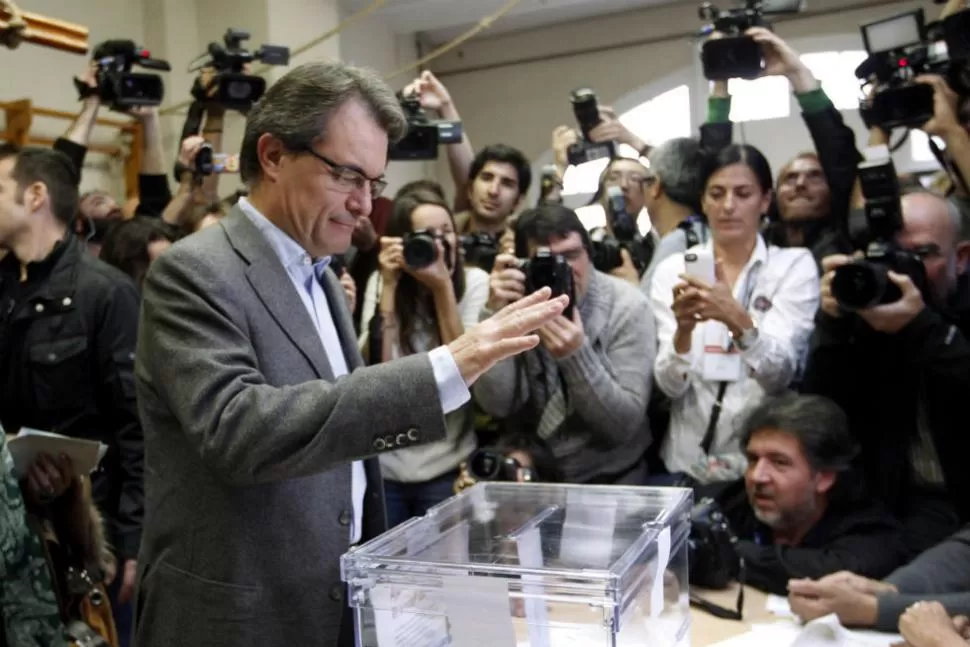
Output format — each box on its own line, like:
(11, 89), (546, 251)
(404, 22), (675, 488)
(929, 136), (970, 197)
(689, 556), (746, 620)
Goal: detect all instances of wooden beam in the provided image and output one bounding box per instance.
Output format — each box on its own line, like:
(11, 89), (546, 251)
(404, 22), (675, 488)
(0, 5), (88, 55)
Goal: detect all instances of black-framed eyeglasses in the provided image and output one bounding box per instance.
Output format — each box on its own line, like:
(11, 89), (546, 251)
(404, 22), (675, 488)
(304, 148), (387, 199)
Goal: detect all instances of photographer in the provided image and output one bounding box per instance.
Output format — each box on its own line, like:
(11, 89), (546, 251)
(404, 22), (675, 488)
(802, 190), (970, 554)
(358, 190), (489, 526)
(704, 29), (860, 262)
(649, 144), (819, 485)
(473, 205), (656, 485)
(716, 394), (907, 596)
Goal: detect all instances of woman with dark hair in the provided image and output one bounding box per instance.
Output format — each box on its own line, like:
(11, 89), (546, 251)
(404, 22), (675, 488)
(99, 217), (180, 289)
(358, 189), (489, 527)
(648, 144), (820, 485)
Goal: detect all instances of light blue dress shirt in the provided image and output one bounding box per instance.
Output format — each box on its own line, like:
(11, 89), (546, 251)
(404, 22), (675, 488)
(238, 198), (470, 542)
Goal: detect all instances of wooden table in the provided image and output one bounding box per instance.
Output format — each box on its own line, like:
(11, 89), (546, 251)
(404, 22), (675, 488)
(692, 585), (774, 646)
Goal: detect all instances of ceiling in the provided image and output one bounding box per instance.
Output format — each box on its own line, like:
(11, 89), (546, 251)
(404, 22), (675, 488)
(340, 0), (683, 43)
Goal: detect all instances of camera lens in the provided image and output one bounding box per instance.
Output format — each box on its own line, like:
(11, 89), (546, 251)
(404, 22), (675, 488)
(830, 261), (889, 311)
(469, 450), (502, 480)
(403, 232), (437, 268)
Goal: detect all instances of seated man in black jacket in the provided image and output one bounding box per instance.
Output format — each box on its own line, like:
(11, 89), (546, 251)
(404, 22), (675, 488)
(723, 393), (908, 595)
(803, 191), (970, 554)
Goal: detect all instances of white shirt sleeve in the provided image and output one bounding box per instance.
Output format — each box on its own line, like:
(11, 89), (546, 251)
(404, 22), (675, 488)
(650, 252), (695, 399)
(357, 271), (381, 353)
(739, 249), (820, 393)
(459, 268), (491, 330)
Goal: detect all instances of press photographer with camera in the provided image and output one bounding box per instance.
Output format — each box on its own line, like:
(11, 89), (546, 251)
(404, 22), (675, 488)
(702, 26), (860, 262)
(649, 144), (819, 485)
(706, 394), (907, 596)
(358, 190), (489, 526)
(473, 204), (656, 485)
(802, 181), (970, 554)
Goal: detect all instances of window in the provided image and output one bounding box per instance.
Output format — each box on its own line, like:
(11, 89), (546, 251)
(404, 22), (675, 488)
(727, 76), (790, 122)
(800, 50), (868, 110)
(562, 84), (691, 196)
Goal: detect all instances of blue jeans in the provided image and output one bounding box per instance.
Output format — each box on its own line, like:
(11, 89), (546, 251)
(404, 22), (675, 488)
(383, 470), (459, 529)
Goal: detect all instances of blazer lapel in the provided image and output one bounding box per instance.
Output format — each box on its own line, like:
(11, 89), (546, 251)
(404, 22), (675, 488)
(220, 209), (332, 379)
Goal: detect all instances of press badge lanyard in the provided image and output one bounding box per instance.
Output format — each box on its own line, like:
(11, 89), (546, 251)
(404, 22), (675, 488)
(699, 254), (764, 455)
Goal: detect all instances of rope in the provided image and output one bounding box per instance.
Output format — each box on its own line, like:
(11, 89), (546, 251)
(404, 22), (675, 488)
(383, 0), (522, 81)
(0, 0), (28, 49)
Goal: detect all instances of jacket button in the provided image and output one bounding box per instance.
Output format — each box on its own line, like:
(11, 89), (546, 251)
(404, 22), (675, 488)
(384, 434), (395, 448)
(407, 428), (419, 442)
(338, 510), (351, 526)
(329, 584), (344, 602)
(373, 438), (386, 451)
(62, 297), (72, 307)
(396, 433), (407, 446)
(47, 353), (57, 361)
(34, 303), (44, 313)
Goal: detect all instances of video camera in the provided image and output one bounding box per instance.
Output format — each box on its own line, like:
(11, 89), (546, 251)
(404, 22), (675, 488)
(590, 186), (647, 274)
(565, 88), (616, 167)
(855, 8), (970, 131)
(831, 151), (927, 311)
(388, 93), (464, 161)
(194, 144), (240, 176)
(520, 247), (576, 319)
(402, 229), (452, 269)
(698, 0), (804, 80)
(460, 232), (500, 273)
(78, 40), (171, 111)
(190, 28), (290, 111)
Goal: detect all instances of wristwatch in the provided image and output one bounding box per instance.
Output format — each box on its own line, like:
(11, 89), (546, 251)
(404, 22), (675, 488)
(731, 319), (759, 351)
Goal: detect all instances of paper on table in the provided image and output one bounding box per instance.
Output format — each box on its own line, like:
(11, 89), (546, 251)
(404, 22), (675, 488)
(7, 428), (107, 479)
(706, 615), (902, 647)
(767, 594), (797, 618)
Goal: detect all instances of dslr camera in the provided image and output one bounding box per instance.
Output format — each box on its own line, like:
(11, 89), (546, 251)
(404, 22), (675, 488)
(698, 0), (804, 80)
(831, 153), (927, 311)
(855, 8), (970, 131)
(389, 93), (463, 161)
(403, 230), (451, 269)
(689, 498), (741, 589)
(590, 186), (646, 274)
(460, 232), (500, 273)
(520, 247), (575, 319)
(79, 40), (171, 111)
(191, 28), (290, 111)
(565, 88), (616, 167)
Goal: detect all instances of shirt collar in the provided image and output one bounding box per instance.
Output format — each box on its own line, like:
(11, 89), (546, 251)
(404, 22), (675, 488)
(701, 234), (768, 271)
(238, 197), (331, 279)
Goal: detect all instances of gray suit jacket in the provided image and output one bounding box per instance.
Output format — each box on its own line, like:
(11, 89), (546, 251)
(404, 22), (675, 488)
(132, 207), (448, 647)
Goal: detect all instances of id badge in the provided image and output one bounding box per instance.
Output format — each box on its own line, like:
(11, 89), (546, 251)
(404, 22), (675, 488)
(701, 322), (742, 382)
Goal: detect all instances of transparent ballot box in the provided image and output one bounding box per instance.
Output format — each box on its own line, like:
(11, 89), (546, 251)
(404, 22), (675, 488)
(341, 483), (693, 647)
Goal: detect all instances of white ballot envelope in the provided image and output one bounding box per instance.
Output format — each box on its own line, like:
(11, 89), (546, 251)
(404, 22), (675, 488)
(7, 428), (107, 479)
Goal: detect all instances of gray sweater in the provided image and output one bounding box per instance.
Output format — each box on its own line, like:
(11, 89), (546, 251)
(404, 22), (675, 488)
(875, 525), (970, 631)
(473, 271), (656, 483)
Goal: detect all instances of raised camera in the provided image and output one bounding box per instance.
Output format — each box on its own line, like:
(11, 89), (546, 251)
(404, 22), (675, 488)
(389, 95), (464, 161)
(84, 40), (171, 111)
(190, 28), (290, 111)
(403, 229), (438, 269)
(566, 88), (616, 167)
(698, 0), (804, 80)
(521, 247), (575, 319)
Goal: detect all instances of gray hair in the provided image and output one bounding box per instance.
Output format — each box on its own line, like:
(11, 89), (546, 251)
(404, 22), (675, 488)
(739, 393), (859, 473)
(646, 137), (705, 213)
(239, 61), (407, 183)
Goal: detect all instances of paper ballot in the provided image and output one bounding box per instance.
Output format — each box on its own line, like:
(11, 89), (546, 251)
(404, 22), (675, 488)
(6, 428), (107, 478)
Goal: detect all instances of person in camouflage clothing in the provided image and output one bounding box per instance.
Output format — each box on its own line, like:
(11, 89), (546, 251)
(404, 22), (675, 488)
(0, 432), (67, 647)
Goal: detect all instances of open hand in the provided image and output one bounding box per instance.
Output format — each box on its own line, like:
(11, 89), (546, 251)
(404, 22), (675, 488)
(403, 71), (452, 113)
(450, 288), (568, 384)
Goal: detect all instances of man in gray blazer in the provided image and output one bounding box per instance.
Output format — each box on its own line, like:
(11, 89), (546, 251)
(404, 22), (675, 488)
(132, 61), (566, 647)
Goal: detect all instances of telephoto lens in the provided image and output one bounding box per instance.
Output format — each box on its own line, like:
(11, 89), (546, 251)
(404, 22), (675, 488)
(402, 230), (438, 268)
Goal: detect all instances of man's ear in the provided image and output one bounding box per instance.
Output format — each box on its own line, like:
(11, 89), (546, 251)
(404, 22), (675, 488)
(256, 133), (286, 183)
(24, 181), (47, 213)
(814, 470), (837, 496)
(956, 241), (970, 276)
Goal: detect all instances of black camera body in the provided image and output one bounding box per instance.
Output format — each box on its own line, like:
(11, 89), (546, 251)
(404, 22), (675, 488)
(698, 0), (803, 80)
(856, 8), (970, 131)
(389, 96), (464, 161)
(403, 229), (441, 269)
(689, 498), (741, 589)
(590, 187), (646, 274)
(460, 232), (499, 273)
(521, 247), (575, 319)
(566, 88), (616, 167)
(468, 449), (535, 483)
(194, 144), (239, 175)
(84, 40), (171, 111)
(193, 28), (290, 111)
(589, 228), (626, 274)
(831, 156), (928, 311)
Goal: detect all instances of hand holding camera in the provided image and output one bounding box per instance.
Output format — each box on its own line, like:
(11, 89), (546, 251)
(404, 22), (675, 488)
(537, 308), (585, 360)
(486, 253), (528, 311)
(917, 74), (964, 138)
(821, 252), (926, 332)
(402, 231), (452, 292)
(402, 70), (453, 115)
(378, 236), (406, 287)
(178, 135), (208, 173)
(746, 27), (819, 92)
(587, 106), (648, 153)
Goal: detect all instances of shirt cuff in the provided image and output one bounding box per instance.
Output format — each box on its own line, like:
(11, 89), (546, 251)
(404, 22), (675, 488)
(795, 87), (832, 114)
(429, 346), (471, 415)
(707, 96), (732, 123)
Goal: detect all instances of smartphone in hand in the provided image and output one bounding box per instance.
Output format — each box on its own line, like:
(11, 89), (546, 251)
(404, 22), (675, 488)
(684, 249), (716, 284)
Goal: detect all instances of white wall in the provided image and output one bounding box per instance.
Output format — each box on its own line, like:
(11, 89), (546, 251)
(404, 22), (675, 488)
(429, 0), (943, 203)
(1, 0), (146, 196)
